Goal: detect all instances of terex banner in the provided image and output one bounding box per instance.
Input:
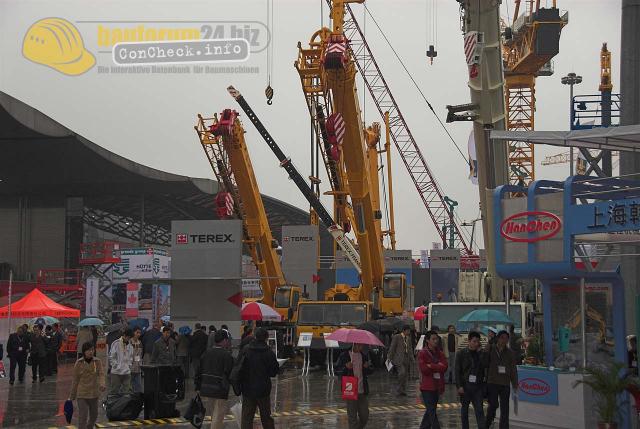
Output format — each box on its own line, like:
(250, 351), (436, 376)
(282, 225), (319, 300)
(430, 249), (460, 269)
(430, 249), (460, 302)
(171, 220), (242, 279)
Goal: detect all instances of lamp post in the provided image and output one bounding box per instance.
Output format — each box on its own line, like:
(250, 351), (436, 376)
(561, 72), (583, 175)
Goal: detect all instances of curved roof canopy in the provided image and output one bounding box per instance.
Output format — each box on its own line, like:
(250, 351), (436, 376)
(0, 91), (310, 245)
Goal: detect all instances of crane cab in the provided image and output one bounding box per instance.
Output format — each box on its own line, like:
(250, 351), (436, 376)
(274, 285), (303, 323)
(379, 272), (406, 316)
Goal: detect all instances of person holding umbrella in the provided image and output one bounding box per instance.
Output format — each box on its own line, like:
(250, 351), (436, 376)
(336, 343), (374, 429)
(326, 328), (383, 429)
(30, 324), (47, 383)
(69, 342), (106, 429)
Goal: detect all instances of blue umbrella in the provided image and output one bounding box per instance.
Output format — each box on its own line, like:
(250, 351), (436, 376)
(478, 325), (499, 336)
(128, 318), (150, 331)
(64, 399), (74, 424)
(458, 309), (513, 325)
(30, 316), (59, 326)
(78, 317), (104, 327)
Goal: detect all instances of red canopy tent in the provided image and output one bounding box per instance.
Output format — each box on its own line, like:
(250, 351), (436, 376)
(0, 288), (80, 318)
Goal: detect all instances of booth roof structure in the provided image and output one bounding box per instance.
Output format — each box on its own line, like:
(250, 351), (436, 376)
(491, 124), (640, 153)
(0, 288), (80, 318)
(0, 91), (319, 250)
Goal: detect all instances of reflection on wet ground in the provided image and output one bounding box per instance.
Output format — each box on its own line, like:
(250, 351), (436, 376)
(0, 360), (500, 428)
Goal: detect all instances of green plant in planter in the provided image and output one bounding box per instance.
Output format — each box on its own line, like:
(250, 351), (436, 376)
(573, 361), (640, 426)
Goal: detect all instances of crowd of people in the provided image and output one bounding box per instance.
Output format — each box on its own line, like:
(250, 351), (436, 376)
(6, 322), (65, 385)
(403, 326), (519, 429)
(5, 318), (526, 429)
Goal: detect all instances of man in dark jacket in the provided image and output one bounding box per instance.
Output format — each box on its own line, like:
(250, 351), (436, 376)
(142, 322), (162, 365)
(455, 331), (487, 429)
(29, 324), (47, 383)
(485, 330), (519, 429)
(50, 323), (64, 374)
(151, 327), (176, 365)
(388, 325), (414, 395)
(196, 331), (234, 429)
(336, 343), (374, 429)
(239, 327), (279, 429)
(44, 326), (57, 376)
(239, 327), (254, 351)
(7, 325), (30, 385)
(190, 323), (209, 378)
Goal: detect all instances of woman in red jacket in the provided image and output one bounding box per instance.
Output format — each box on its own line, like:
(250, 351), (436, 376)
(418, 330), (448, 429)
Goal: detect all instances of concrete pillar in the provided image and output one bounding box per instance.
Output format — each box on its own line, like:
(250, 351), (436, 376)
(619, 0), (640, 336)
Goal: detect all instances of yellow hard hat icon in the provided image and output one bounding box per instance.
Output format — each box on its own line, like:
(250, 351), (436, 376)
(23, 18), (95, 75)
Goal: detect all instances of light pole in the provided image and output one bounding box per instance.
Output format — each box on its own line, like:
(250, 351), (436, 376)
(561, 72), (582, 175)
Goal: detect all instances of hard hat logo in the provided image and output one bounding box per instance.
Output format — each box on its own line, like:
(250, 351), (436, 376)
(23, 18), (95, 76)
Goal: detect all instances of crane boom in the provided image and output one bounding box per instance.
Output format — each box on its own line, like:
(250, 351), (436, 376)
(326, 0), (472, 254)
(227, 85), (362, 273)
(323, 9), (385, 302)
(197, 110), (288, 308)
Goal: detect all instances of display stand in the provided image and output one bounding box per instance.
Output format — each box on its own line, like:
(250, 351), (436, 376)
(323, 333), (339, 377)
(493, 176), (637, 429)
(298, 333), (312, 377)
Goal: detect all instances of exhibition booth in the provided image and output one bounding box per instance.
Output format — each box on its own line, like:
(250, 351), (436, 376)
(492, 175), (633, 429)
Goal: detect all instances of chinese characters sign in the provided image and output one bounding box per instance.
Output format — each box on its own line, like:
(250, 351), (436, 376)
(571, 199), (640, 235)
(587, 201), (640, 230)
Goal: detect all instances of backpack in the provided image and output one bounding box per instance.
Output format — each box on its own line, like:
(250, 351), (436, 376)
(229, 350), (246, 396)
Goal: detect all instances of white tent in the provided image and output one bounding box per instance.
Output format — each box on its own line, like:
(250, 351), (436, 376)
(490, 124), (640, 153)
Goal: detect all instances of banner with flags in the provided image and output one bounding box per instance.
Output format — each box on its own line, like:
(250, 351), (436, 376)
(126, 282), (140, 318)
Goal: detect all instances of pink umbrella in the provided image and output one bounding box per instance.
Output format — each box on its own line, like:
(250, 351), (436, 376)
(414, 305), (428, 321)
(326, 328), (384, 347)
(241, 302), (282, 321)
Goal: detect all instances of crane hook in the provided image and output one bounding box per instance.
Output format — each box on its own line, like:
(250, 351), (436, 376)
(265, 85), (274, 105)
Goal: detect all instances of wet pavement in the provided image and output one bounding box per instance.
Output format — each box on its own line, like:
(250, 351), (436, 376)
(0, 358), (501, 428)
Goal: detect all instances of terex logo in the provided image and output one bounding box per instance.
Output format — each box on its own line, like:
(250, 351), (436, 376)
(500, 211), (561, 243)
(176, 233), (235, 244)
(283, 236), (313, 242)
(519, 378), (551, 396)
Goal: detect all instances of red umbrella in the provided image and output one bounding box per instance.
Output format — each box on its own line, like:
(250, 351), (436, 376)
(414, 305), (428, 321)
(241, 302), (281, 321)
(326, 328), (384, 347)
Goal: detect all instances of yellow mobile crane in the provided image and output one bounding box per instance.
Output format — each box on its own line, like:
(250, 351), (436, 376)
(317, 0), (407, 316)
(194, 110), (303, 322)
(227, 86), (372, 340)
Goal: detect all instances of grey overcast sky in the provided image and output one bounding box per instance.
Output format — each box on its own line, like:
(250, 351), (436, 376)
(0, 0), (621, 253)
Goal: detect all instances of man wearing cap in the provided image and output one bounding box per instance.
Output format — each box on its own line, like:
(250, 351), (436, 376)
(388, 325), (414, 395)
(485, 330), (518, 429)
